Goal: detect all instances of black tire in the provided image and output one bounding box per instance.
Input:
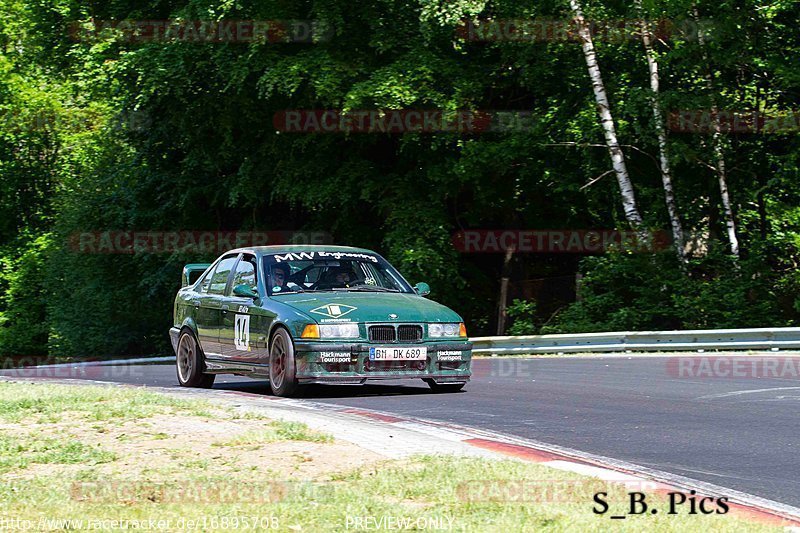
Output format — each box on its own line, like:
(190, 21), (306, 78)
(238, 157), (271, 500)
(176, 330), (216, 388)
(423, 379), (466, 393)
(269, 327), (299, 397)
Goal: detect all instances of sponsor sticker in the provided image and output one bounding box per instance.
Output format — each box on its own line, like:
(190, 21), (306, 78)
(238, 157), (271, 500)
(310, 304), (357, 319)
(318, 352), (353, 363)
(272, 251), (379, 263)
(438, 351), (463, 361)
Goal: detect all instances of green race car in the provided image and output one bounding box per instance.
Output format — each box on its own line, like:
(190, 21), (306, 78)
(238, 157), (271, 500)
(169, 245), (472, 396)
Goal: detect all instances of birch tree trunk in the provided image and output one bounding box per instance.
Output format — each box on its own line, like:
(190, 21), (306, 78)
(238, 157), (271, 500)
(635, 0), (686, 262)
(496, 244), (515, 335)
(693, 7), (740, 258)
(712, 132), (739, 257)
(568, 0), (646, 236)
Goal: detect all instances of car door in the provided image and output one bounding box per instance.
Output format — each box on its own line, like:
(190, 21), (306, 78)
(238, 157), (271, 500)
(219, 253), (275, 363)
(194, 254), (238, 359)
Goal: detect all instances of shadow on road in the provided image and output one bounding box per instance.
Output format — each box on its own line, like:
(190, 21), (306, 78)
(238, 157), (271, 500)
(210, 380), (453, 399)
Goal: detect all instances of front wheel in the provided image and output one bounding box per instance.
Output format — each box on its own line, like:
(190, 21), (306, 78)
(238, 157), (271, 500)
(423, 379), (466, 393)
(176, 330), (215, 388)
(269, 328), (299, 397)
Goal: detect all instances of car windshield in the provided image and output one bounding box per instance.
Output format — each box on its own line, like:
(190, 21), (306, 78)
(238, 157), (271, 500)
(263, 251), (414, 296)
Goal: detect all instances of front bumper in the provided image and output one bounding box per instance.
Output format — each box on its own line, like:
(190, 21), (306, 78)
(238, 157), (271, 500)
(293, 339), (472, 384)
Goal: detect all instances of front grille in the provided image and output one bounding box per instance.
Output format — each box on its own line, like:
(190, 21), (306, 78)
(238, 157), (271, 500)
(368, 324), (424, 343)
(368, 326), (396, 342)
(397, 325), (423, 342)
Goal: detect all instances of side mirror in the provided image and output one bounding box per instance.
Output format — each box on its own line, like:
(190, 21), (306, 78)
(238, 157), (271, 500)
(413, 282), (431, 297)
(232, 284), (259, 299)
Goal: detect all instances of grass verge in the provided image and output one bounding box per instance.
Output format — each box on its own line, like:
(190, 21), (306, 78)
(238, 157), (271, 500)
(0, 381), (785, 531)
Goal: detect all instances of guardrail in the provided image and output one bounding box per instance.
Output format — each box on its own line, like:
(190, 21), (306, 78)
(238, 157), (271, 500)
(470, 327), (800, 355)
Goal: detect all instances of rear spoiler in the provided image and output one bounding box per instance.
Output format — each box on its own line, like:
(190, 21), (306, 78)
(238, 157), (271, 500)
(182, 263), (211, 287)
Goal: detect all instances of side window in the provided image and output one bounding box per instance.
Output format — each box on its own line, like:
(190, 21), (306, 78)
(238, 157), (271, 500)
(231, 255), (258, 294)
(195, 266), (213, 293)
(360, 262), (398, 289)
(208, 256), (238, 295)
(196, 274), (211, 294)
(303, 266), (323, 285)
(188, 270), (205, 286)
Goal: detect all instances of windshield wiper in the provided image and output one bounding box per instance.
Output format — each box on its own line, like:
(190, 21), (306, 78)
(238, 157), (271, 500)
(275, 283), (306, 293)
(333, 286), (400, 293)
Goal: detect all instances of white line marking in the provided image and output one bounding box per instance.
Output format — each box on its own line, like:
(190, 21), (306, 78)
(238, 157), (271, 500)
(698, 387), (800, 400)
(542, 460), (653, 484)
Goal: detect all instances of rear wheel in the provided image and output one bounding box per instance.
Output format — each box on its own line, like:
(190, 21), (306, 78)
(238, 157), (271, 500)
(176, 330), (215, 388)
(423, 379), (466, 393)
(269, 328), (299, 397)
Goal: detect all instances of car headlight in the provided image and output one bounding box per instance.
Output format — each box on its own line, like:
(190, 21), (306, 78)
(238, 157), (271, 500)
(318, 323), (360, 338)
(428, 323), (465, 338)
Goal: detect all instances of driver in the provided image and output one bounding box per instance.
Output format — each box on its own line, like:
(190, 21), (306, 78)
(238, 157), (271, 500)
(271, 265), (288, 289)
(335, 269), (351, 285)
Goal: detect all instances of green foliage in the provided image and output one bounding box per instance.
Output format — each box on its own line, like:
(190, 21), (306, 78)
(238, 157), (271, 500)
(1, 0), (800, 357)
(506, 299), (539, 335)
(0, 234), (51, 356)
(548, 248), (797, 333)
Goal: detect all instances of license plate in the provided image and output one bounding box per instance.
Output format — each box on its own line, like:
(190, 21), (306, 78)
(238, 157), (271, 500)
(369, 346), (427, 361)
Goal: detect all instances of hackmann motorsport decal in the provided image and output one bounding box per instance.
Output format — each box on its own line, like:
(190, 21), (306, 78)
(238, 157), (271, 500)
(438, 350), (463, 361)
(319, 351), (353, 363)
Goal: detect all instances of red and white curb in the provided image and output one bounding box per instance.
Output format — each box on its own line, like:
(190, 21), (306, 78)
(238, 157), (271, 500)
(3, 376), (800, 529)
(178, 387), (800, 529)
(294, 403), (800, 527)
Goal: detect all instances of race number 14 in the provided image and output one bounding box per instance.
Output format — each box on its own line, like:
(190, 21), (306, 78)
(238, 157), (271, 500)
(234, 314), (250, 351)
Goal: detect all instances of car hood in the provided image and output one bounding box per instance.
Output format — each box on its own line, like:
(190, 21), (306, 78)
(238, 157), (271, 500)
(272, 291), (462, 323)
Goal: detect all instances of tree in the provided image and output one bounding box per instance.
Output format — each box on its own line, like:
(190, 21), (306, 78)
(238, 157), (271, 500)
(635, 0), (686, 262)
(568, 0), (645, 234)
(693, 5), (739, 258)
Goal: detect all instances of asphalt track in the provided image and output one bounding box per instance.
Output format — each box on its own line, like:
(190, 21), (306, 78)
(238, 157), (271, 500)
(8, 356), (800, 509)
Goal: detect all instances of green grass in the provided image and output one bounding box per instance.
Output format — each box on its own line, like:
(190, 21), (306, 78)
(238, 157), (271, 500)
(0, 382), (213, 423)
(213, 420), (333, 447)
(0, 456), (782, 531)
(0, 382), (785, 531)
(230, 410), (272, 420)
(0, 434), (116, 473)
